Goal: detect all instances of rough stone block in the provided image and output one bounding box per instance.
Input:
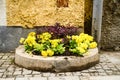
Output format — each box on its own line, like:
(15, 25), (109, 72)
(15, 45), (99, 72)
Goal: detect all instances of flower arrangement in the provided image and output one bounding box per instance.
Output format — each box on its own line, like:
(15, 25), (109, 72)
(20, 31), (97, 57)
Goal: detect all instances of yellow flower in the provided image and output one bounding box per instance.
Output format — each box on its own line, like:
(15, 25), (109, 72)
(77, 47), (86, 53)
(52, 43), (58, 48)
(19, 38), (25, 44)
(41, 51), (48, 57)
(66, 35), (71, 39)
(80, 43), (88, 49)
(87, 36), (93, 42)
(50, 39), (61, 48)
(47, 49), (54, 56)
(79, 33), (85, 37)
(76, 38), (83, 43)
(89, 42), (97, 49)
(28, 32), (36, 37)
(72, 35), (78, 40)
(24, 36), (36, 46)
(40, 32), (51, 41)
(84, 40), (90, 45)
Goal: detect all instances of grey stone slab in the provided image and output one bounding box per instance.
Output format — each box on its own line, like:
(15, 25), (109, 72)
(0, 26), (36, 52)
(49, 76), (80, 80)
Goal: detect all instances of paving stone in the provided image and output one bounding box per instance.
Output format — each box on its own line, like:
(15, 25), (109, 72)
(65, 72), (73, 76)
(81, 73), (90, 76)
(73, 72), (82, 76)
(0, 60), (5, 65)
(42, 72), (51, 77)
(105, 70), (113, 75)
(0, 56), (3, 59)
(22, 70), (32, 75)
(15, 75), (24, 78)
(90, 72), (99, 76)
(97, 69), (105, 73)
(56, 73), (65, 76)
(0, 68), (6, 73)
(15, 77), (29, 80)
(0, 51), (120, 79)
(0, 73), (3, 77)
(81, 70), (89, 73)
(24, 75), (33, 77)
(0, 78), (15, 80)
(15, 68), (22, 71)
(32, 71), (40, 75)
(80, 76), (90, 80)
(49, 73), (56, 77)
(2, 56), (8, 60)
(89, 76), (120, 80)
(3, 61), (12, 65)
(2, 74), (7, 78)
(49, 76), (80, 80)
(7, 66), (15, 72)
(13, 71), (22, 75)
(33, 74), (42, 77)
(29, 77), (47, 80)
(98, 72), (107, 76)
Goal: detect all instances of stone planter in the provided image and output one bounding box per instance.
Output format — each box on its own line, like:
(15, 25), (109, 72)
(15, 45), (99, 72)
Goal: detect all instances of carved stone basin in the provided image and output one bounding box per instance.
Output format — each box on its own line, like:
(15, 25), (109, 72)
(15, 45), (99, 72)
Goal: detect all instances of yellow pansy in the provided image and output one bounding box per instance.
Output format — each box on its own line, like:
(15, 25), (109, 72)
(76, 38), (83, 43)
(50, 39), (61, 48)
(87, 36), (93, 42)
(79, 33), (85, 37)
(41, 51), (48, 57)
(84, 40), (90, 45)
(72, 35), (78, 40)
(80, 43), (88, 49)
(66, 35), (71, 39)
(89, 42), (97, 49)
(19, 38), (25, 44)
(28, 32), (36, 37)
(40, 32), (51, 41)
(24, 36), (36, 46)
(77, 47), (86, 53)
(47, 49), (54, 56)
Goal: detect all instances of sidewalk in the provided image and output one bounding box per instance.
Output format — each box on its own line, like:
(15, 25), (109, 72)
(0, 51), (120, 80)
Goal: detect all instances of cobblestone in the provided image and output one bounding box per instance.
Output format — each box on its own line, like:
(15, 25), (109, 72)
(0, 51), (120, 80)
(49, 76), (80, 80)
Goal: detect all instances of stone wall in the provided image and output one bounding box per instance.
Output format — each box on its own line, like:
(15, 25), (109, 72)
(101, 0), (120, 50)
(6, 0), (84, 28)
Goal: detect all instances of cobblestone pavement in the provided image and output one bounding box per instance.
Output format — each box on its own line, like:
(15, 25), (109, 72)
(0, 51), (120, 80)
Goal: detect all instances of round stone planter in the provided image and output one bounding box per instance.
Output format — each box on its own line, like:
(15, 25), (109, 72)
(15, 45), (99, 72)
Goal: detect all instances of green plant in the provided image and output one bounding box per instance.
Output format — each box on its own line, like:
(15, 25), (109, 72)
(20, 32), (97, 57)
